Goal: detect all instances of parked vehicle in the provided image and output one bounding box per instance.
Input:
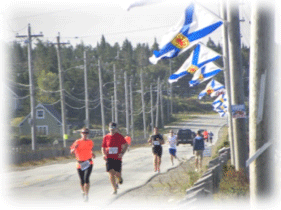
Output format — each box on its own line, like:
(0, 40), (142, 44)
(176, 129), (196, 146)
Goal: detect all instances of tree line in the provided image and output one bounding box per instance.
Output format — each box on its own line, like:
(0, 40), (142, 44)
(8, 35), (250, 130)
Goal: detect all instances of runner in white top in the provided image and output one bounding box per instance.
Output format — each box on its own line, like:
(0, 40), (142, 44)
(167, 130), (178, 165)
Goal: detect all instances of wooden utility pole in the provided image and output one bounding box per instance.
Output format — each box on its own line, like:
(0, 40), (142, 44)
(111, 96), (114, 122)
(129, 78), (134, 140)
(150, 84), (154, 132)
(84, 51), (89, 129)
(227, 0), (248, 170)
(113, 64), (118, 124)
(56, 33), (69, 148)
(220, 0), (235, 166)
(160, 83), (164, 127)
(124, 72), (129, 134)
(155, 77), (160, 128)
(249, 0), (274, 204)
(98, 59), (106, 136)
(140, 69), (147, 138)
(16, 24), (43, 150)
(169, 60), (173, 114)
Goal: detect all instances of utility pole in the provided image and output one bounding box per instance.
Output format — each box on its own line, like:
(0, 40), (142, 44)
(227, 0), (248, 170)
(169, 60), (173, 114)
(167, 86), (170, 122)
(98, 59), (106, 136)
(150, 84), (154, 132)
(113, 64), (118, 124)
(220, 0), (235, 166)
(160, 83), (164, 127)
(124, 72), (129, 134)
(140, 69), (147, 138)
(155, 77), (160, 128)
(129, 78), (134, 140)
(16, 24), (43, 151)
(111, 96), (114, 122)
(84, 51), (89, 129)
(249, 0), (274, 204)
(56, 33), (69, 148)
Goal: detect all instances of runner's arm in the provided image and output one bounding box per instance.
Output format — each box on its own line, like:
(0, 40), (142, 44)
(148, 136), (152, 144)
(70, 141), (78, 154)
(160, 135), (165, 145)
(101, 147), (107, 160)
(118, 143), (128, 158)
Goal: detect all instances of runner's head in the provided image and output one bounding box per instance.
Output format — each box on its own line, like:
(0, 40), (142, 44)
(169, 130), (174, 136)
(153, 127), (159, 134)
(109, 122), (117, 134)
(81, 128), (89, 139)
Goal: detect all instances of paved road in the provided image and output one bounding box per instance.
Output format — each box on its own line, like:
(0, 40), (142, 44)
(3, 115), (226, 209)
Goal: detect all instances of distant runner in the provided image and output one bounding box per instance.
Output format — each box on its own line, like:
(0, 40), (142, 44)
(102, 122), (128, 194)
(193, 130), (205, 172)
(167, 130), (178, 166)
(124, 134), (131, 152)
(148, 127), (164, 173)
(203, 130), (208, 142)
(70, 128), (95, 202)
(208, 131), (214, 144)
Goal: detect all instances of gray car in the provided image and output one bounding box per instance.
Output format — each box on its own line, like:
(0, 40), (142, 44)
(176, 129), (195, 146)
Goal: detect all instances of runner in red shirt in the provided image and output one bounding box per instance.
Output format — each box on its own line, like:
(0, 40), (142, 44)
(101, 122), (128, 194)
(70, 128), (95, 202)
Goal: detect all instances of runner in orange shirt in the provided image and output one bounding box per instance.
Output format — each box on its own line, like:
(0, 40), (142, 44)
(203, 130), (208, 142)
(124, 134), (131, 151)
(70, 128), (95, 202)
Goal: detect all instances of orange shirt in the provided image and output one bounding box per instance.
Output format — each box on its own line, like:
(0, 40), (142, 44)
(70, 139), (94, 168)
(125, 136), (131, 145)
(203, 131), (208, 139)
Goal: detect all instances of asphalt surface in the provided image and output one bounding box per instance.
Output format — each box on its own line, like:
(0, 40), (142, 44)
(3, 115), (226, 210)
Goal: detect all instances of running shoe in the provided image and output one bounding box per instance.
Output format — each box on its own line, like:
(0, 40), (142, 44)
(84, 195), (89, 202)
(118, 177), (123, 184)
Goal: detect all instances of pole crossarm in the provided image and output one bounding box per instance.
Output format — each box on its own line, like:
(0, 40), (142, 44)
(246, 141), (272, 167)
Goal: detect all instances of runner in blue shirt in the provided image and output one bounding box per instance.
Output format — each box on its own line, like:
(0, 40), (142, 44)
(193, 130), (205, 172)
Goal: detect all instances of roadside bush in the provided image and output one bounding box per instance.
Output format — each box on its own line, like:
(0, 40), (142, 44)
(219, 163), (249, 197)
(11, 135), (55, 146)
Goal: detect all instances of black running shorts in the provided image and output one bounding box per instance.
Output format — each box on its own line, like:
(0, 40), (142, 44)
(106, 158), (122, 172)
(152, 146), (162, 157)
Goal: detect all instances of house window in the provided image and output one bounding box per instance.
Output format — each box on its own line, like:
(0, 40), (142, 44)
(37, 126), (48, 135)
(36, 109), (45, 119)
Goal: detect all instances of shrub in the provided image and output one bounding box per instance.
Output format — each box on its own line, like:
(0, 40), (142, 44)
(219, 163), (249, 197)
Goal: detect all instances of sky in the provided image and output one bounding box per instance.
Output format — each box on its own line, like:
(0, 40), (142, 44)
(1, 0), (253, 48)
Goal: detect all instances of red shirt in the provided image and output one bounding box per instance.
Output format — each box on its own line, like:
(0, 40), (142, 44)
(102, 133), (127, 160)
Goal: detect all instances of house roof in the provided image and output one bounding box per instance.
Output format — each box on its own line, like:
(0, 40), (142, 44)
(19, 103), (62, 126)
(39, 104), (62, 123)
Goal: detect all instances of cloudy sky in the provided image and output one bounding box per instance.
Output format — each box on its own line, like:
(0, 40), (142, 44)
(1, 0), (254, 48)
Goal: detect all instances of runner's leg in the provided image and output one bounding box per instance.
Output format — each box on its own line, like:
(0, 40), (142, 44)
(156, 155), (161, 172)
(153, 154), (157, 171)
(77, 169), (85, 195)
(108, 169), (117, 193)
(83, 165), (93, 199)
